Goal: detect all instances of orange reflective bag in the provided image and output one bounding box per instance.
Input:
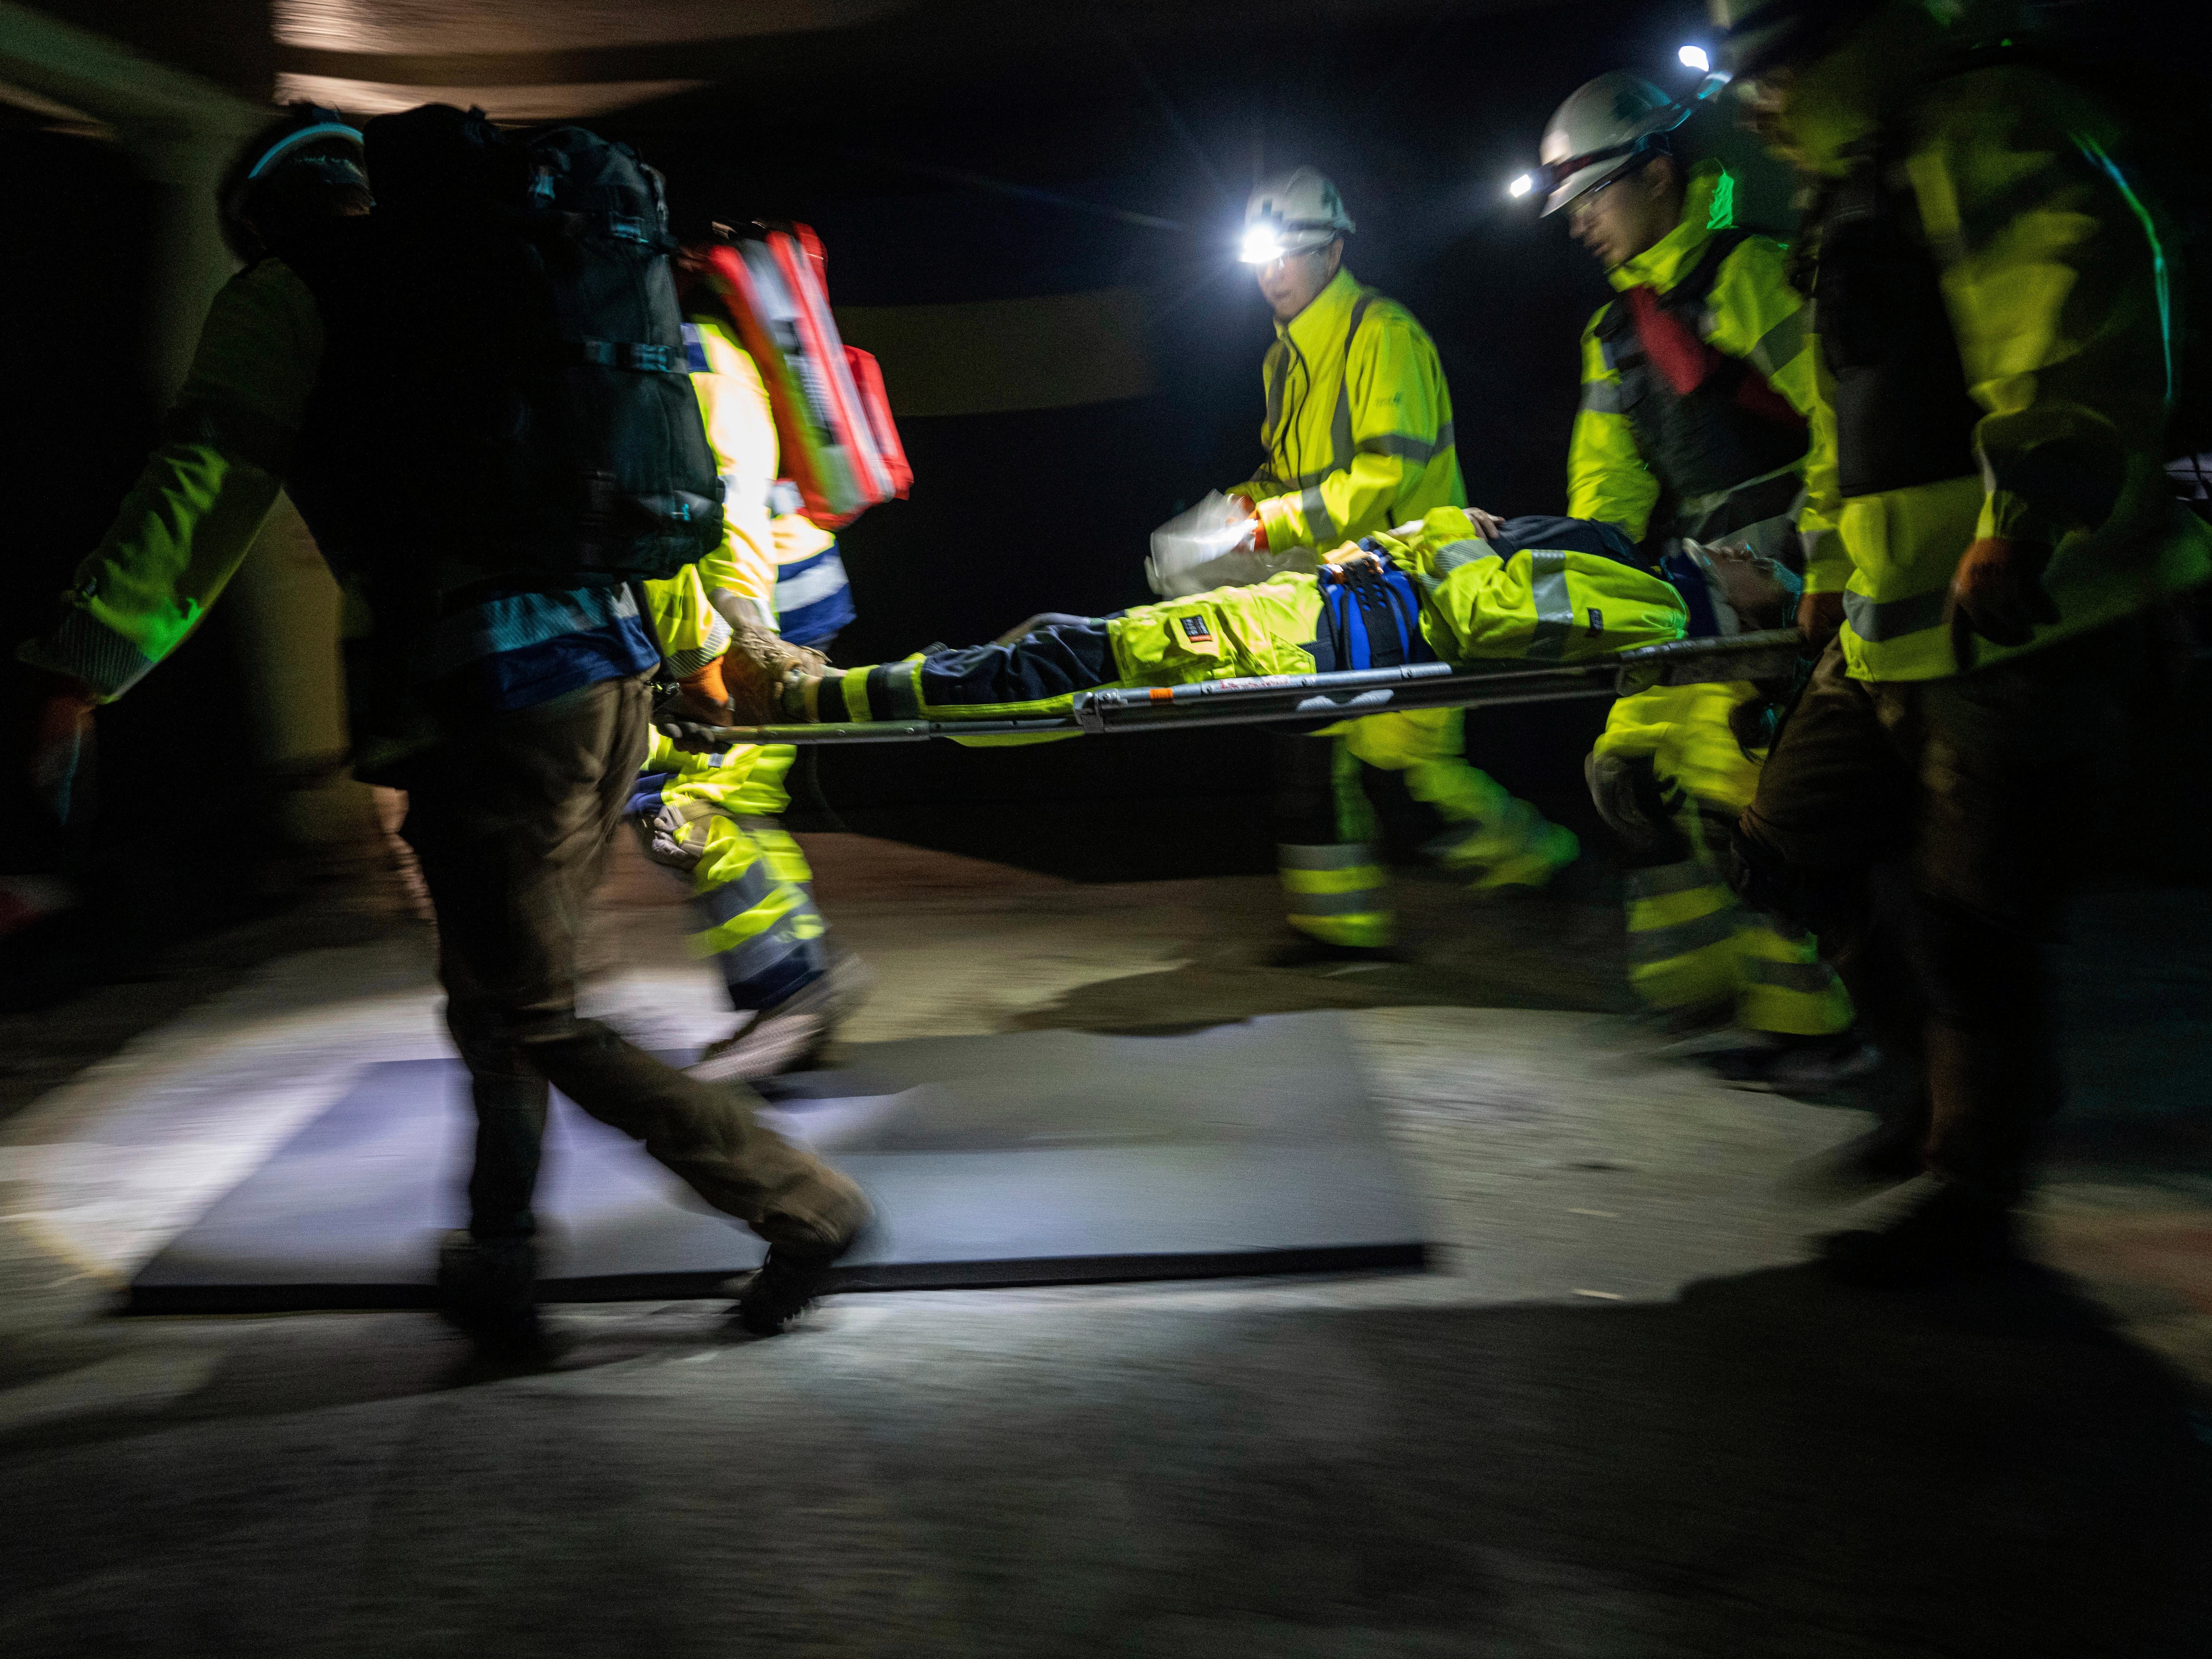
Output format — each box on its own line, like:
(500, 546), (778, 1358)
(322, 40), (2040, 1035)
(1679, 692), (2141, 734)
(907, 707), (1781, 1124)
(694, 224), (910, 529)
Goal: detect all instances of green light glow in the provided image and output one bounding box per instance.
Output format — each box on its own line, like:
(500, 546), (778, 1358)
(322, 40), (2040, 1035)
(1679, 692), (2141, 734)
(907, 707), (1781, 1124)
(2075, 135), (2174, 408)
(1707, 169), (1736, 231)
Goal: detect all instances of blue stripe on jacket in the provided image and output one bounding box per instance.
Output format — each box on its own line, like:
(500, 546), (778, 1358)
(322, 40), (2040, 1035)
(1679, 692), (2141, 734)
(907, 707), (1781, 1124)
(775, 544), (856, 646)
(426, 586), (660, 712)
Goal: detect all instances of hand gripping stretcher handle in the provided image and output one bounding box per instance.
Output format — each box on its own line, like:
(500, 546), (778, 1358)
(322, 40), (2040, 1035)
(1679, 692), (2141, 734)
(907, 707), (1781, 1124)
(664, 630), (1808, 747)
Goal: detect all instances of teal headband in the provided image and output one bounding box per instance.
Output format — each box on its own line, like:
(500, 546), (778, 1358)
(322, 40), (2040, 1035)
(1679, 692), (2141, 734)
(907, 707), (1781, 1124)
(247, 121), (364, 180)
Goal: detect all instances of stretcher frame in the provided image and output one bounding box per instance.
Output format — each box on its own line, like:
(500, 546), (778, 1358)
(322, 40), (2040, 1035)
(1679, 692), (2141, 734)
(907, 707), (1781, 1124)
(669, 630), (1808, 746)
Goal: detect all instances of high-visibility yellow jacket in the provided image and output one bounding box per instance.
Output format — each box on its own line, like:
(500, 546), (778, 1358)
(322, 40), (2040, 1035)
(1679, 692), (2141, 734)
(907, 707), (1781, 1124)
(1224, 268), (1463, 552)
(1568, 161), (1842, 587)
(1774, 7), (2211, 680)
(1105, 508), (1686, 686)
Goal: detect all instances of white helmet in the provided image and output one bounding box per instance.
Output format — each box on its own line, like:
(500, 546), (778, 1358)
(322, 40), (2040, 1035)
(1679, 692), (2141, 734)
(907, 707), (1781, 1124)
(1534, 73), (1683, 217)
(1240, 167), (1354, 264)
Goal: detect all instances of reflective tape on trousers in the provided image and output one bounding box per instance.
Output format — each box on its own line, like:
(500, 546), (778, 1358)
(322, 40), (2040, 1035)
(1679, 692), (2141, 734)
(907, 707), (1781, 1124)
(1743, 955), (1838, 994)
(1625, 906), (1741, 963)
(1278, 842), (1381, 871)
(1622, 860), (1717, 900)
(1283, 886), (1391, 918)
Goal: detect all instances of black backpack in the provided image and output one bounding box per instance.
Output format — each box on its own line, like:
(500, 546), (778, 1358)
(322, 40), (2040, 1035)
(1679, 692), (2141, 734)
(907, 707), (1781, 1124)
(284, 105), (722, 594)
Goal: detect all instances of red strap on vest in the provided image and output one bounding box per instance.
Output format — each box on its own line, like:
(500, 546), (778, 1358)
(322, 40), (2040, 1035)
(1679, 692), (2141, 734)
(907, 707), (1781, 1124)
(1623, 284), (1807, 431)
(1623, 284), (1715, 395)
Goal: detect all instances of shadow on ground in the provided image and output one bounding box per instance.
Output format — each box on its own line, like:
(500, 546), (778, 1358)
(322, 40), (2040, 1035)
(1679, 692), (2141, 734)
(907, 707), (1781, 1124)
(1009, 875), (1633, 1034)
(3, 1264), (2205, 1657)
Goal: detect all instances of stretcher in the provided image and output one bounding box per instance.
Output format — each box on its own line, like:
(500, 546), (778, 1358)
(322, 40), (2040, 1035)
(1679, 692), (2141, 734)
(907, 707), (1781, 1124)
(666, 630), (1806, 746)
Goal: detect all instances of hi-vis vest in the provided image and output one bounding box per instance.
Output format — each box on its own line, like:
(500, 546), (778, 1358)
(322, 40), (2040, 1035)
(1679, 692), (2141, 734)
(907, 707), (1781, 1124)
(1569, 163), (1823, 554)
(768, 480), (854, 646)
(1591, 230), (1809, 544)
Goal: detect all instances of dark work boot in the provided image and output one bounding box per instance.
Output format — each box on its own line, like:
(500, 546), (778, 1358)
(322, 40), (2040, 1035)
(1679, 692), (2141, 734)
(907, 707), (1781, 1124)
(437, 1231), (545, 1350)
(1816, 1183), (2020, 1288)
(732, 1224), (866, 1336)
(692, 949), (873, 1084)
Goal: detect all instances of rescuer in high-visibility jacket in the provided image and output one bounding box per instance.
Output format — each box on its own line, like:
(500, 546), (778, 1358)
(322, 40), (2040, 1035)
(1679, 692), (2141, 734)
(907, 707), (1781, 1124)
(628, 305), (865, 1081)
(1710, 0), (2212, 1283)
(714, 512), (1722, 731)
(1534, 71), (1856, 1067)
(1226, 169), (1574, 956)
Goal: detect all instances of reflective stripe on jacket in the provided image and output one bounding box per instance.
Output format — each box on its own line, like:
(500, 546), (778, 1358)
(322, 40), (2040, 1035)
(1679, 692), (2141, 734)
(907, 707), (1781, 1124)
(1775, 15), (2211, 680)
(771, 496), (853, 646)
(1568, 162), (1840, 585)
(1224, 268), (1463, 551)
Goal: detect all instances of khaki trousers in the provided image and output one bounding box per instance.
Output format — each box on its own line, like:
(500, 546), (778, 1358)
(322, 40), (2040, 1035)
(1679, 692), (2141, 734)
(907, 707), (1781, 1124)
(395, 674), (866, 1252)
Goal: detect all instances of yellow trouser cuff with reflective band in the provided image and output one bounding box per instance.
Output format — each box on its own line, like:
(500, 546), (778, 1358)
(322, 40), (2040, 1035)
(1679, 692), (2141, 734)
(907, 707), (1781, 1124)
(1628, 936), (1742, 1016)
(1623, 861), (1851, 1034)
(1735, 927), (1853, 1036)
(1279, 841), (1393, 947)
(691, 877), (823, 959)
(1625, 882), (1735, 940)
(837, 665), (876, 722)
(1625, 863), (1747, 1016)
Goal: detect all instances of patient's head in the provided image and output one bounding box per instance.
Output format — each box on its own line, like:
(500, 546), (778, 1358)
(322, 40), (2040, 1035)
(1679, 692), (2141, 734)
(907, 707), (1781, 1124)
(1699, 541), (1801, 632)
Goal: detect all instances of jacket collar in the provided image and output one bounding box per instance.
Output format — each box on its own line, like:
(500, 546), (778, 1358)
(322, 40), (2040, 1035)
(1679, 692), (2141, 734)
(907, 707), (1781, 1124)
(1276, 265), (1361, 354)
(1605, 161), (1730, 295)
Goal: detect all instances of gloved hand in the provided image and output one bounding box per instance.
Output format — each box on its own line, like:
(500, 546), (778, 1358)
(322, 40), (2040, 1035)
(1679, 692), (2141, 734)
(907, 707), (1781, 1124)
(1227, 494), (1268, 554)
(26, 671), (98, 824)
(1797, 589), (1846, 650)
(1945, 537), (2058, 669)
(671, 659), (733, 727)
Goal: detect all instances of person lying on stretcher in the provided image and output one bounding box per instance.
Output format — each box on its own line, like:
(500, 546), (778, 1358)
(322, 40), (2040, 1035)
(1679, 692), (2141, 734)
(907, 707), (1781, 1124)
(710, 510), (1800, 732)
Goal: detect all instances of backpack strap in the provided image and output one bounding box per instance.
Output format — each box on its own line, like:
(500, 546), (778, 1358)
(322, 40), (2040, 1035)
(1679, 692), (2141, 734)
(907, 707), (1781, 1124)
(1319, 550), (1435, 671)
(559, 339), (688, 373)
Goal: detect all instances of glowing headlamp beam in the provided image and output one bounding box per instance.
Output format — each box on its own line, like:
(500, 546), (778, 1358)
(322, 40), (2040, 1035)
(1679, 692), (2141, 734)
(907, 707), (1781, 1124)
(1679, 44), (1711, 72)
(1240, 226), (1286, 264)
(1508, 173), (1535, 199)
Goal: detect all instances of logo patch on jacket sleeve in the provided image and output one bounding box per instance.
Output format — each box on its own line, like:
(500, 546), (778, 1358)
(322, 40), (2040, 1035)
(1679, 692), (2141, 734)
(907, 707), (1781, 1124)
(1587, 607), (1604, 634)
(1173, 611), (1220, 655)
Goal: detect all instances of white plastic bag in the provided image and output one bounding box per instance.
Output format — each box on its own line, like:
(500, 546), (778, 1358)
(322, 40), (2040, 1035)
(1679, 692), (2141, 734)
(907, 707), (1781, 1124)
(1145, 492), (1317, 597)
